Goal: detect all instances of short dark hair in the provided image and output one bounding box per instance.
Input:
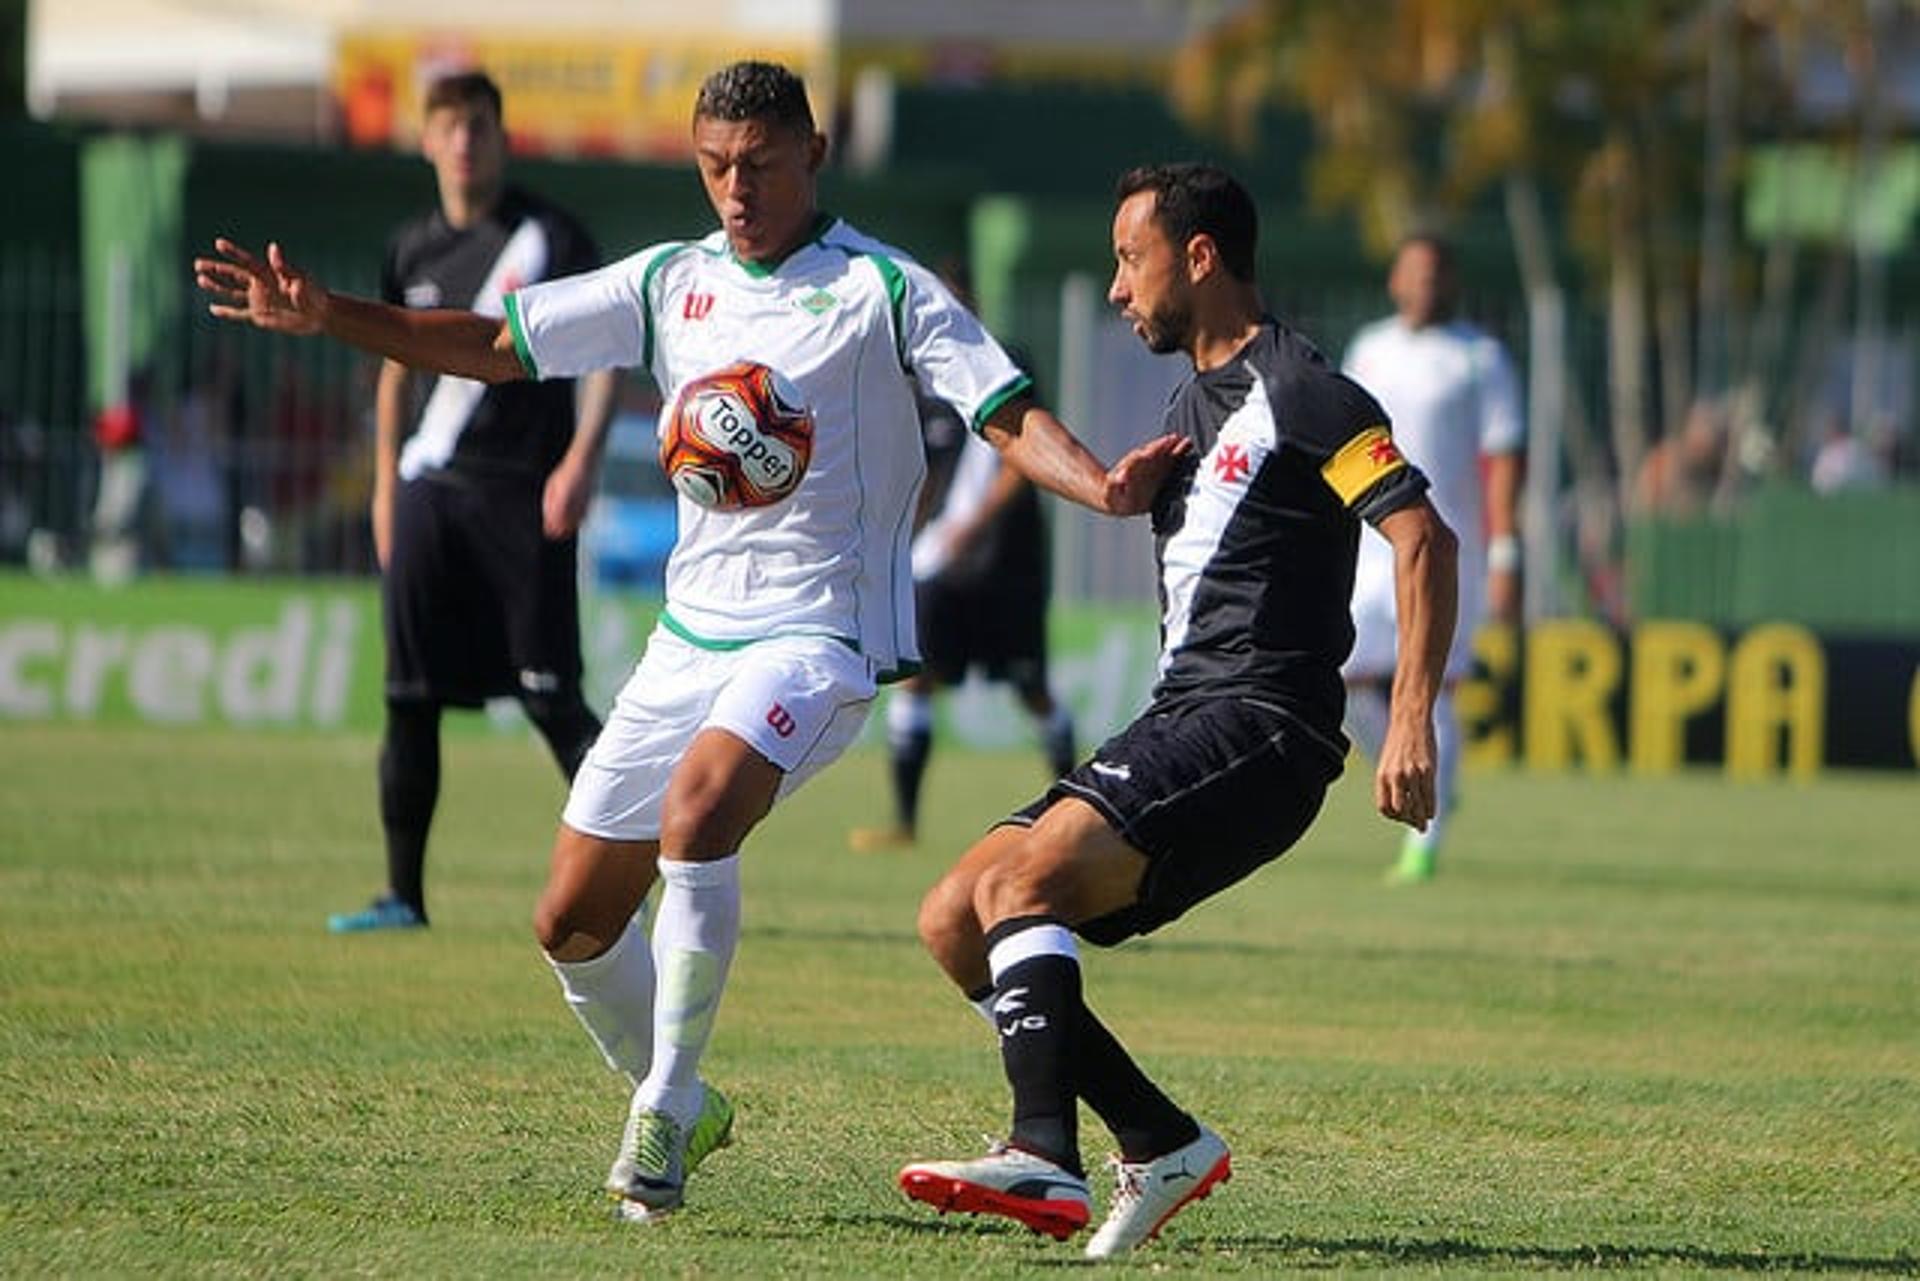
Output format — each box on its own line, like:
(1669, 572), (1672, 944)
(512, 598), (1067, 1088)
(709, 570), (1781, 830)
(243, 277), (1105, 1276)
(424, 70), (503, 121)
(694, 61), (815, 136)
(1114, 163), (1258, 282)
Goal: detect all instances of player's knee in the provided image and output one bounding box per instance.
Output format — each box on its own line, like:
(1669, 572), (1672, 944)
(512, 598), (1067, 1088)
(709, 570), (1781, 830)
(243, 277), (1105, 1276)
(532, 880), (612, 961)
(917, 869), (975, 957)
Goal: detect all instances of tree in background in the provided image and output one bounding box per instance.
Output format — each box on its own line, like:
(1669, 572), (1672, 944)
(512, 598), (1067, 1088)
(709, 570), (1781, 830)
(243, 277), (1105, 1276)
(1171, 0), (1910, 613)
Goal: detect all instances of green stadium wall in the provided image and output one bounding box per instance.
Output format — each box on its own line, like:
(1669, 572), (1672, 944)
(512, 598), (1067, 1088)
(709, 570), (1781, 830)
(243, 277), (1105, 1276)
(3, 573), (1913, 774)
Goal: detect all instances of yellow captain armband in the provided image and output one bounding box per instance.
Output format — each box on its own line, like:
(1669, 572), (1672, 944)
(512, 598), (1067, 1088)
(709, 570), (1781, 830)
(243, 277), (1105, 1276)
(1320, 425), (1407, 507)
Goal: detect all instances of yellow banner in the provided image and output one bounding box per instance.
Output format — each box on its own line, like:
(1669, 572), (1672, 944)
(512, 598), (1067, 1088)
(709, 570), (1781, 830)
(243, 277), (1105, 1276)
(334, 32), (827, 160)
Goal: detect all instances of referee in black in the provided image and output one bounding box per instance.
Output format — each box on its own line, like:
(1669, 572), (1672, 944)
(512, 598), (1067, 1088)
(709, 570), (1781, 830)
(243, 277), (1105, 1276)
(849, 315), (1077, 852)
(330, 71), (616, 932)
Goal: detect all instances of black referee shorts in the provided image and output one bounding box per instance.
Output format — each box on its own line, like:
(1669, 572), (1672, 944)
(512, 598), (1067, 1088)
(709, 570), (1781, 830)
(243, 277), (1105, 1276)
(382, 474), (584, 707)
(1004, 697), (1346, 946)
(915, 570), (1048, 692)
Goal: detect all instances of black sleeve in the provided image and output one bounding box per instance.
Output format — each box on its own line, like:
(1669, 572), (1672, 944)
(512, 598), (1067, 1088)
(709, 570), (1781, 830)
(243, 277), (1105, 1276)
(548, 207), (602, 277)
(1278, 365), (1431, 524)
(378, 229), (406, 308)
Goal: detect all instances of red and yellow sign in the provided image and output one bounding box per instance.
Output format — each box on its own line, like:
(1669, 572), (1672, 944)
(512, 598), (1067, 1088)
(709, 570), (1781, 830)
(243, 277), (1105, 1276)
(334, 30), (828, 160)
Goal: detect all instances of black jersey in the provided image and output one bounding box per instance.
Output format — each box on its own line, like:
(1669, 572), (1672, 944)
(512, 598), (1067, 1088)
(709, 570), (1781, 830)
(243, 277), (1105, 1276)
(1147, 318), (1429, 742)
(380, 186), (600, 483)
(917, 391), (1046, 595)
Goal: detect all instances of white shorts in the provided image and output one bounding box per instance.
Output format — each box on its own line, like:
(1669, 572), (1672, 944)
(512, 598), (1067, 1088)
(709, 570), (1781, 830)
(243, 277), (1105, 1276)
(1345, 533), (1485, 681)
(561, 626), (877, 842)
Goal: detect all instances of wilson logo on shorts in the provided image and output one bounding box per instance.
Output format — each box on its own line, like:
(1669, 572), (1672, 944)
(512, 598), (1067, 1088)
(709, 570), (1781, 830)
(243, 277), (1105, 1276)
(765, 702), (797, 738)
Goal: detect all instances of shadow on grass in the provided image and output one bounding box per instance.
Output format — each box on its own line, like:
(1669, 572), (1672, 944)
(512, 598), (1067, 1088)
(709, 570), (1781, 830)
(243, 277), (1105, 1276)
(788, 1215), (1920, 1274)
(1194, 1233), (1920, 1274)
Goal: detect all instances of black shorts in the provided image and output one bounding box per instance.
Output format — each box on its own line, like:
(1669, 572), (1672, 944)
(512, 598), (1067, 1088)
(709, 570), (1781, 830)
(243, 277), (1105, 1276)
(382, 474), (584, 707)
(915, 571), (1048, 691)
(1004, 697), (1346, 945)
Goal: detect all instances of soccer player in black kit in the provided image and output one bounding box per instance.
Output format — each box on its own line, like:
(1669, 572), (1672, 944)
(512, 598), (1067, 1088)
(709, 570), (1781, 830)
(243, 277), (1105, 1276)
(329, 71), (617, 932)
(899, 164), (1458, 1257)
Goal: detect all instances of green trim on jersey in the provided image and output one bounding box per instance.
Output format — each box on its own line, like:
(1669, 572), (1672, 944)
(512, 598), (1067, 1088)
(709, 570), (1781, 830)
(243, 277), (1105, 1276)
(971, 373), (1034, 433)
(638, 243), (690, 371)
(659, 608), (860, 656)
(503, 293), (539, 379)
(858, 251), (910, 367)
(732, 212), (838, 278)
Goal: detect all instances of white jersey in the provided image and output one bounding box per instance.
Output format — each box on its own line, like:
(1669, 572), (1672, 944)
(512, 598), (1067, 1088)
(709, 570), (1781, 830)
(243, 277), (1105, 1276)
(507, 216), (1029, 679)
(1342, 315), (1523, 675)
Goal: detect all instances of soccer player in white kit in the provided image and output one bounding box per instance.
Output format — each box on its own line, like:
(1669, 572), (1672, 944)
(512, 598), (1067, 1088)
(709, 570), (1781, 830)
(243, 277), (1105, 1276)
(196, 60), (1185, 1221)
(1341, 234), (1523, 883)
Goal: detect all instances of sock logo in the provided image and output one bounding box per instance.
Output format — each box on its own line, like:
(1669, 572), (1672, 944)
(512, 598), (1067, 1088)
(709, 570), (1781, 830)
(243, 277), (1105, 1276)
(991, 987), (1029, 1017)
(765, 702), (797, 737)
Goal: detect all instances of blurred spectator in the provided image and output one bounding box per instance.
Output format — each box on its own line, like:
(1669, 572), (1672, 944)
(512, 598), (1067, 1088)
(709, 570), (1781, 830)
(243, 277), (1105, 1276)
(88, 367), (151, 583)
(152, 348), (239, 570)
(1634, 398), (1726, 518)
(1810, 413), (1892, 495)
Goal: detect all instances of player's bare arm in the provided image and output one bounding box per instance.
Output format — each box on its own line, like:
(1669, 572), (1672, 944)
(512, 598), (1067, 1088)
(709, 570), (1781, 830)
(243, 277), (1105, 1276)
(981, 395), (1189, 516)
(1484, 448), (1523, 622)
(542, 369), (622, 539)
(195, 237), (526, 384)
(370, 358), (409, 570)
(1373, 499), (1458, 829)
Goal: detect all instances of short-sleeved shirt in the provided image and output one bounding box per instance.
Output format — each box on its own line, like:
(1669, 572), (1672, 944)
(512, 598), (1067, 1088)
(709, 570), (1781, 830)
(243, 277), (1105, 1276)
(1342, 316), (1521, 575)
(1148, 317), (1428, 747)
(505, 213), (1030, 679)
(381, 186), (601, 483)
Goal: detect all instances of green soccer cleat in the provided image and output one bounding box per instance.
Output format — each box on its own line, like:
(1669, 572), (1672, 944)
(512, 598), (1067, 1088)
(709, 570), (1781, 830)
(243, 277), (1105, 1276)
(1383, 839), (1437, 886)
(608, 1084), (733, 1220)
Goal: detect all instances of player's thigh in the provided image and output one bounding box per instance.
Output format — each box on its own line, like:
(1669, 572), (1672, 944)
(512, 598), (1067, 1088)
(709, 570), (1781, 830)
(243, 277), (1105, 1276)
(1052, 700), (1340, 945)
(973, 796), (1148, 927)
(565, 630), (875, 843)
(701, 635), (877, 800)
(563, 630), (716, 842)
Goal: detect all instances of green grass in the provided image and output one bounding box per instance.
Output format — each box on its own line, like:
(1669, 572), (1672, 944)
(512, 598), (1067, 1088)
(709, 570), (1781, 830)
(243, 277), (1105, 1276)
(2, 723), (1916, 1277)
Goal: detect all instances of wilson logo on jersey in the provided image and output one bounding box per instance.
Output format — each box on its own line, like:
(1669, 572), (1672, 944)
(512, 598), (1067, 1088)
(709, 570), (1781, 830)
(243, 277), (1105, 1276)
(1212, 442), (1253, 484)
(1321, 425), (1407, 506)
(683, 292), (716, 320)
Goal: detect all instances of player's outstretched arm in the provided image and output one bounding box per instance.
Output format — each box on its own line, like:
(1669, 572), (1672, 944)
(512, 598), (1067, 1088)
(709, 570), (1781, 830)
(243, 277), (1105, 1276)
(195, 238), (526, 384)
(1372, 499), (1458, 830)
(981, 397), (1189, 516)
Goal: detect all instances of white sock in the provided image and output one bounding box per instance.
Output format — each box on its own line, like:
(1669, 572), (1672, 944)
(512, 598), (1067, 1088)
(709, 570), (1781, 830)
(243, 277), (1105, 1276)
(1345, 681), (1390, 761)
(636, 854), (741, 1128)
(887, 688), (933, 746)
(547, 913), (655, 1087)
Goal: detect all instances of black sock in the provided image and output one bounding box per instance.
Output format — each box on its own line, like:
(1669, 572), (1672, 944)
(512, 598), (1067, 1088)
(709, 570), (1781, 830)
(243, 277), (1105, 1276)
(890, 723), (932, 834)
(378, 700), (441, 918)
(1075, 1005), (1199, 1162)
(986, 915), (1084, 1177)
(523, 690), (602, 781)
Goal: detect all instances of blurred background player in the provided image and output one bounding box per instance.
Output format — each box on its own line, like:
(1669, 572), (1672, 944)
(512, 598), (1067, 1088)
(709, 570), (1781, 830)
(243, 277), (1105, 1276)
(1340, 233), (1523, 885)
(850, 270), (1075, 852)
(328, 71), (618, 932)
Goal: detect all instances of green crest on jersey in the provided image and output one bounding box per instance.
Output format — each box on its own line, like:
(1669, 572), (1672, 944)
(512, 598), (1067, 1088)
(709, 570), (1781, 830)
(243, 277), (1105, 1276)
(797, 288), (838, 315)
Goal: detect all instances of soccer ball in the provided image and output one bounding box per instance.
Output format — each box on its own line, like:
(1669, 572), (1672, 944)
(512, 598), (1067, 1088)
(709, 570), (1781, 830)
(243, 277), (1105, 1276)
(659, 360), (814, 511)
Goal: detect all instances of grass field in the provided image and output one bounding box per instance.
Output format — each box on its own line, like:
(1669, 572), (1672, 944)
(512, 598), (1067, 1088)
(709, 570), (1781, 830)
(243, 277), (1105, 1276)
(2, 723), (1916, 1277)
